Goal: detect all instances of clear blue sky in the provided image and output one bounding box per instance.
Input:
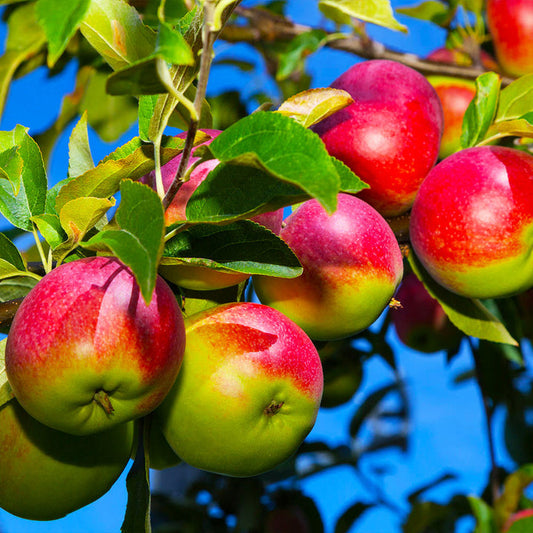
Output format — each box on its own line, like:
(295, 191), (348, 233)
(0, 2), (529, 532)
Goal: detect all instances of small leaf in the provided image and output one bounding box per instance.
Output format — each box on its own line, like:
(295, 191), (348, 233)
(157, 19), (194, 65)
(139, 95), (158, 141)
(35, 0), (91, 67)
(408, 252), (518, 346)
(68, 112), (95, 178)
(277, 88), (354, 128)
(460, 72), (501, 148)
(0, 338), (14, 409)
(31, 213), (66, 249)
(161, 220), (302, 278)
(211, 0), (240, 31)
(319, 0), (407, 32)
(396, 1), (450, 25)
(0, 232), (25, 272)
(83, 180), (165, 303)
(469, 496), (498, 533)
(0, 275), (38, 302)
(332, 158), (368, 194)
(335, 502), (372, 533)
(496, 74), (533, 121)
(276, 30), (327, 81)
(107, 56), (170, 96)
(0, 146), (23, 196)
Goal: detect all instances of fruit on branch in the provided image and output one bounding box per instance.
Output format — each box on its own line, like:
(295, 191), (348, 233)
(143, 129), (283, 291)
(487, 0), (533, 76)
(253, 193), (404, 341)
(313, 59), (443, 216)
(154, 302), (323, 477)
(5, 256), (186, 436)
(410, 146), (533, 299)
(0, 399), (133, 520)
(391, 273), (462, 353)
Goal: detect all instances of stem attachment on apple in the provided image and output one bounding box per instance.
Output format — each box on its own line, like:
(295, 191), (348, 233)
(264, 400), (284, 416)
(93, 390), (115, 416)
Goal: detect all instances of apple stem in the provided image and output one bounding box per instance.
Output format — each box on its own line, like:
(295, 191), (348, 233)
(93, 390), (114, 416)
(264, 400), (284, 416)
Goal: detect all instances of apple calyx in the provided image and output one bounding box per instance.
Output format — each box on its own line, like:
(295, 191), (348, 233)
(93, 390), (115, 416)
(264, 400), (284, 416)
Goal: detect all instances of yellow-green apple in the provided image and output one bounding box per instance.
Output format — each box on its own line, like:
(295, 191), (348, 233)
(154, 302), (323, 477)
(0, 398), (134, 520)
(5, 256), (186, 436)
(253, 193), (404, 341)
(410, 146), (533, 299)
(312, 60), (443, 216)
(487, 0), (533, 76)
(142, 129), (284, 291)
(503, 509), (533, 532)
(391, 273), (462, 353)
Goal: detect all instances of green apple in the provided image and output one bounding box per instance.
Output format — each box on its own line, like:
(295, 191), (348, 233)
(154, 302), (323, 477)
(0, 398), (133, 521)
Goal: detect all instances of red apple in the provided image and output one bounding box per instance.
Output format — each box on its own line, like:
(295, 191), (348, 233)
(5, 256), (186, 436)
(487, 0), (533, 77)
(313, 60), (443, 216)
(0, 399), (134, 520)
(410, 146), (533, 299)
(154, 302), (323, 477)
(253, 193), (404, 341)
(392, 273), (462, 353)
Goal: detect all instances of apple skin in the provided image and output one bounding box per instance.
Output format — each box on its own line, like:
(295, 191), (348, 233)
(0, 399), (134, 520)
(410, 146), (533, 299)
(503, 509), (533, 532)
(391, 273), (462, 353)
(487, 0), (533, 77)
(154, 302), (323, 477)
(313, 60), (443, 217)
(253, 193), (404, 341)
(144, 129), (283, 291)
(5, 256), (186, 436)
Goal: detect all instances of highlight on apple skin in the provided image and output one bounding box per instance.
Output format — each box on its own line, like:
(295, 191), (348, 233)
(0, 399), (134, 521)
(313, 59), (443, 217)
(410, 146), (533, 300)
(5, 256), (186, 436)
(154, 302), (324, 478)
(253, 193), (404, 341)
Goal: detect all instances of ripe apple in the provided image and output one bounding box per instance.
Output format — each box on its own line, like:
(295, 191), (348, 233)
(503, 508), (533, 532)
(312, 59), (443, 216)
(0, 398), (134, 520)
(391, 273), (462, 353)
(143, 129), (284, 291)
(410, 146), (533, 299)
(154, 302), (323, 477)
(5, 256), (186, 436)
(253, 193), (404, 341)
(487, 0), (533, 77)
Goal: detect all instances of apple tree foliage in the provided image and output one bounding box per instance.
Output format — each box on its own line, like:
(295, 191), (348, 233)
(0, 0), (533, 531)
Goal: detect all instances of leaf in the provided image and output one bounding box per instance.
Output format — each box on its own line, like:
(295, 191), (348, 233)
(139, 95), (158, 141)
(31, 213), (66, 249)
(205, 112), (341, 214)
(0, 125), (47, 231)
(332, 158), (368, 194)
(0, 146), (23, 196)
(396, 1), (450, 25)
(79, 0), (156, 72)
(0, 233), (25, 272)
(276, 88), (354, 128)
(161, 220), (302, 278)
(0, 275), (38, 302)
(460, 72), (501, 149)
(157, 19), (194, 65)
(319, 0), (407, 32)
(68, 112), (95, 178)
(495, 465), (533, 525)
(276, 30), (327, 81)
(469, 496), (498, 533)
(0, 338), (14, 409)
(211, 0), (241, 31)
(55, 135), (185, 212)
(408, 252), (518, 346)
(83, 180), (165, 303)
(35, 0), (91, 67)
(495, 74), (533, 121)
(334, 503), (372, 533)
(508, 517), (533, 533)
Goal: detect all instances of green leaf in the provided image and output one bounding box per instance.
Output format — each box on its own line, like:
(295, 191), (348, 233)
(0, 275), (38, 302)
(335, 503), (372, 533)
(0, 125), (47, 231)
(80, 0), (156, 71)
(495, 465), (533, 525)
(0, 233), (25, 272)
(55, 135), (185, 211)
(68, 112), (95, 178)
(31, 213), (66, 249)
(469, 496), (498, 533)
(508, 517), (533, 533)
(0, 146), (23, 196)
(0, 338), (14, 409)
(396, 1), (450, 25)
(408, 252), (518, 346)
(161, 220), (302, 278)
(205, 111), (341, 214)
(276, 88), (354, 128)
(332, 158), (369, 194)
(139, 95), (158, 141)
(276, 30), (327, 81)
(35, 0), (91, 67)
(496, 74), (533, 121)
(319, 0), (407, 32)
(460, 72), (501, 149)
(211, 0), (241, 31)
(83, 180), (165, 303)
(157, 19), (194, 65)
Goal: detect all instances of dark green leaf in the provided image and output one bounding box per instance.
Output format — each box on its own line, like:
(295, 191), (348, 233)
(0, 232), (25, 272)
(508, 517), (533, 533)
(107, 56), (170, 96)
(334, 503), (372, 533)
(36, 0), (91, 67)
(68, 112), (95, 178)
(0, 275), (38, 302)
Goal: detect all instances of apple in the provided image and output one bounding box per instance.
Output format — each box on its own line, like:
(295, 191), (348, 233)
(503, 508), (533, 532)
(487, 0), (533, 77)
(5, 256), (186, 436)
(391, 273), (462, 353)
(312, 59), (443, 217)
(143, 129), (284, 291)
(253, 193), (404, 341)
(410, 146), (533, 299)
(0, 398), (134, 520)
(154, 302), (323, 477)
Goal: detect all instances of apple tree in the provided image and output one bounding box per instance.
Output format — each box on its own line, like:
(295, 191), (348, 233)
(0, 0), (533, 532)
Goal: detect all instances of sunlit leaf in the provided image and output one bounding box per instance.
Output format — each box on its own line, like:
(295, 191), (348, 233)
(68, 112), (94, 178)
(396, 1), (450, 24)
(31, 213), (65, 249)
